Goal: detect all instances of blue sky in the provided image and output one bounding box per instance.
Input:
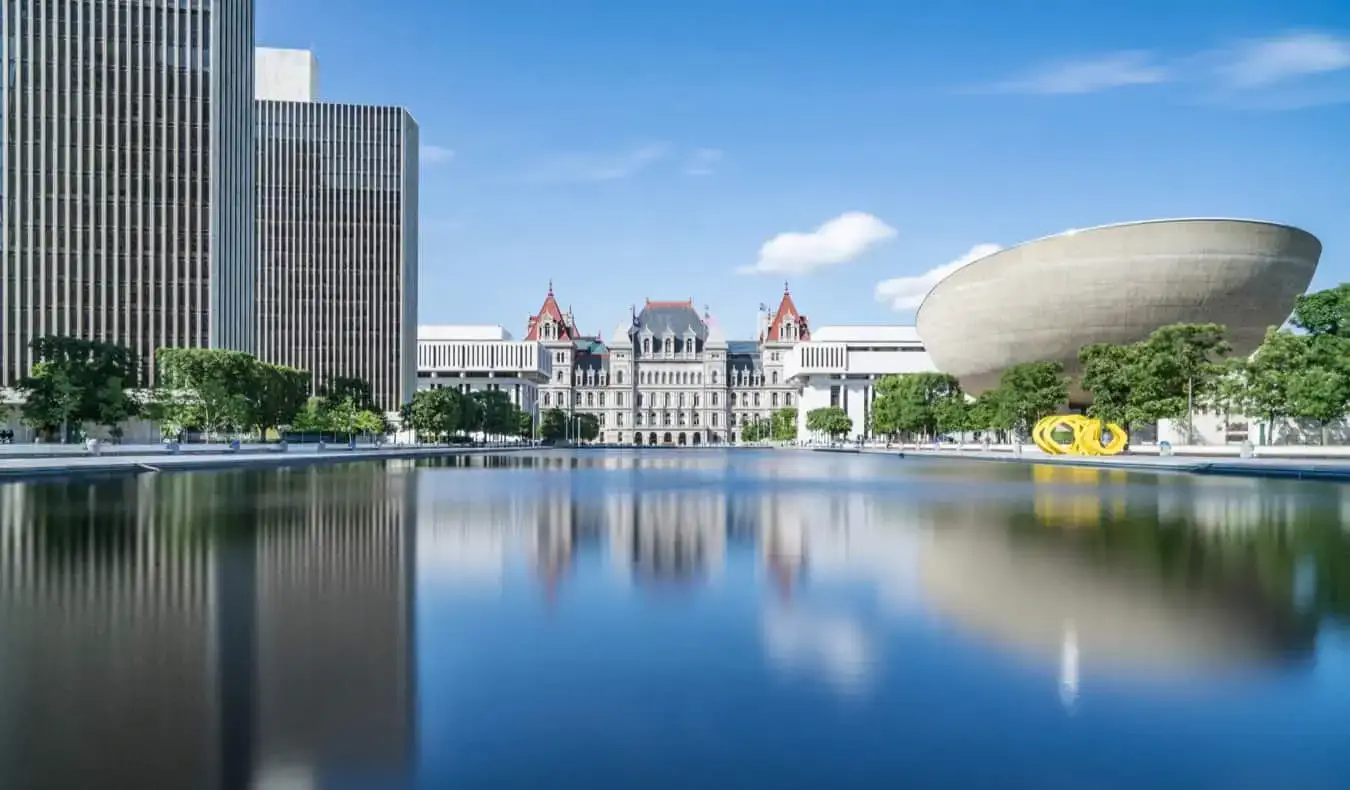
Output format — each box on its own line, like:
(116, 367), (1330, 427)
(258, 0), (1350, 340)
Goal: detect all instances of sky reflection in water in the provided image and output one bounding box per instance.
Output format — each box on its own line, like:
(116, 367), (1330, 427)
(1, 450), (1349, 789)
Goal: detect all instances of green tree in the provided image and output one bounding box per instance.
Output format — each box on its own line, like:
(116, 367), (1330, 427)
(319, 376), (377, 412)
(770, 407), (798, 441)
(353, 409), (387, 437)
(17, 336), (140, 442)
(1244, 328), (1307, 444)
(1290, 283), (1350, 339)
(292, 396), (334, 433)
(471, 390), (516, 440)
(1204, 358), (1252, 435)
(1079, 342), (1143, 429)
(247, 363), (311, 438)
(1285, 335), (1350, 444)
(540, 408), (568, 441)
(458, 391), (485, 437)
(326, 396), (363, 437)
(806, 406), (853, 440)
(156, 348), (255, 439)
(934, 393), (970, 437)
(869, 372), (967, 440)
(990, 361), (1067, 438)
(1131, 323), (1231, 441)
(741, 416), (772, 442)
(512, 407), (534, 439)
(572, 412), (600, 442)
(965, 390), (1005, 436)
(404, 389), (462, 442)
(18, 361), (82, 442)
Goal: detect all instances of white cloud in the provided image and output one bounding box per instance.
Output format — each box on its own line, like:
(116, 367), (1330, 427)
(1212, 31), (1350, 89)
(874, 242), (1002, 311)
(990, 51), (1170, 94)
(762, 609), (875, 695)
(683, 148), (724, 176)
(529, 143), (670, 183)
(741, 211), (897, 276)
(421, 144), (455, 165)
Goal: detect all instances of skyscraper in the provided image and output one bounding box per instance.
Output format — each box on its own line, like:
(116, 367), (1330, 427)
(1, 0), (256, 386)
(254, 48), (419, 412)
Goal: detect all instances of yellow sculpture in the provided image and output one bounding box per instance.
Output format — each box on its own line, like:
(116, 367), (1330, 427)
(1031, 414), (1128, 456)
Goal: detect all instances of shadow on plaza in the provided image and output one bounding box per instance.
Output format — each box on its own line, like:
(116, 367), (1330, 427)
(0, 453), (1347, 787)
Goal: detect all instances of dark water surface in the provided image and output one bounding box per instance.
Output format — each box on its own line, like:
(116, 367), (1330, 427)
(2, 449), (1349, 789)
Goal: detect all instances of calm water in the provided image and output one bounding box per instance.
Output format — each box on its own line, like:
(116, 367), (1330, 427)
(1, 450), (1348, 790)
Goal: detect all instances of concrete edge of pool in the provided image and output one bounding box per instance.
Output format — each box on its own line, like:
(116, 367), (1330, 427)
(880, 448), (1350, 481)
(0, 445), (540, 482)
(4, 444), (1350, 484)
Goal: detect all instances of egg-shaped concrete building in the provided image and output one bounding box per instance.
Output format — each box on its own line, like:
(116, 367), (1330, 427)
(915, 219), (1322, 401)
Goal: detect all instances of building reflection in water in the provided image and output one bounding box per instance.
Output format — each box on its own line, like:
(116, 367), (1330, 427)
(0, 463), (417, 790)
(2, 451), (1346, 787)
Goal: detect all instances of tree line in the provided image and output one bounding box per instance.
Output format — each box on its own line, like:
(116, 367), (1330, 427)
(868, 283), (1350, 445)
(10, 336), (394, 442)
(401, 387), (535, 443)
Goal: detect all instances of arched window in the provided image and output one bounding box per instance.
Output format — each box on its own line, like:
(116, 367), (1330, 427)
(643, 338), (651, 354)
(616, 370), (625, 385)
(753, 393), (760, 407)
(543, 392), (551, 406)
(771, 371), (779, 385)
(712, 413), (719, 426)
(586, 392), (594, 407)
(599, 392), (606, 406)
(785, 392), (793, 406)
(772, 393), (779, 407)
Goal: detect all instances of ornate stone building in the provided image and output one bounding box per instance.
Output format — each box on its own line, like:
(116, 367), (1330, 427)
(525, 282), (809, 444)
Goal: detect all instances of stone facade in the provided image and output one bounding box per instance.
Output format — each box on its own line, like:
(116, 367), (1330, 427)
(526, 283), (809, 444)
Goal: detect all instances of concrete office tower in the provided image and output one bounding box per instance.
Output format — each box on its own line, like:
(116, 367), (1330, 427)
(255, 48), (418, 412)
(0, 0), (256, 386)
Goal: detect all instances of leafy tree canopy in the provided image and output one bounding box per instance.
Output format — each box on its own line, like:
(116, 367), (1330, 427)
(806, 406), (852, 439)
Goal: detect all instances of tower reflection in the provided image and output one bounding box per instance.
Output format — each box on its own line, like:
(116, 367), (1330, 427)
(0, 464), (417, 790)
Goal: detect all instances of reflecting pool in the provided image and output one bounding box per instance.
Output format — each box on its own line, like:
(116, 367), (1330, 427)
(1, 450), (1348, 789)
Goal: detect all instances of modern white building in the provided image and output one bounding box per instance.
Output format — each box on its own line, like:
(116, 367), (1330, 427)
(416, 325), (552, 418)
(1, 0), (257, 385)
(255, 46), (319, 102)
(255, 47), (419, 411)
(785, 325), (937, 442)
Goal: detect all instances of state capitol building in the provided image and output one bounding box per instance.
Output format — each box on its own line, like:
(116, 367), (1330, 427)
(417, 282), (825, 445)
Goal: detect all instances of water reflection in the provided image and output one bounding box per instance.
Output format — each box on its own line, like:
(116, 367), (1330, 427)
(1, 452), (1348, 788)
(0, 467), (416, 790)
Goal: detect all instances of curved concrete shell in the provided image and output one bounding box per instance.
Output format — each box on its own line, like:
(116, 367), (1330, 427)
(915, 219), (1322, 399)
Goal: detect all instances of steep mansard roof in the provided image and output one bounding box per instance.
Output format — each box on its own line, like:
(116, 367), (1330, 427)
(635, 300), (707, 339)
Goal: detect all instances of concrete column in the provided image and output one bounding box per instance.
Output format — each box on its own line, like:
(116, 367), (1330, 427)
(845, 380), (867, 441)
